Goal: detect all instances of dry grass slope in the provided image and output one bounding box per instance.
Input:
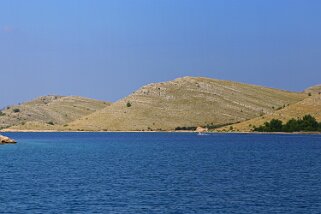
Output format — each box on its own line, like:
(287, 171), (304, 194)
(217, 94), (321, 132)
(305, 84), (321, 95)
(67, 77), (306, 131)
(1, 95), (110, 130)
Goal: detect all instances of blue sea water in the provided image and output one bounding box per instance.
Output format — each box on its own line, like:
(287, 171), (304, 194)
(1, 132), (321, 213)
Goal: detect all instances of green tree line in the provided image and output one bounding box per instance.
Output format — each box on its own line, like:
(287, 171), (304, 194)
(253, 115), (321, 132)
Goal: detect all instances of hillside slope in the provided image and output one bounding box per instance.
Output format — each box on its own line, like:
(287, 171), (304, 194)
(217, 94), (321, 132)
(0, 95), (110, 130)
(67, 77), (306, 131)
(305, 84), (321, 95)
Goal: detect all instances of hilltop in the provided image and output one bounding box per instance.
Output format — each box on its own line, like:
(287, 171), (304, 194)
(66, 77), (306, 131)
(218, 94), (321, 132)
(1, 95), (110, 130)
(304, 84), (321, 95)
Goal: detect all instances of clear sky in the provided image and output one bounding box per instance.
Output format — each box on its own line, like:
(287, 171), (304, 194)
(1, 0), (321, 107)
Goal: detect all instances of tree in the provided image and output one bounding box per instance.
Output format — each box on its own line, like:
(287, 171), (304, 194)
(12, 108), (20, 113)
(268, 119), (283, 132)
(283, 119), (299, 132)
(254, 115), (321, 133)
(254, 119), (283, 132)
(300, 115), (318, 131)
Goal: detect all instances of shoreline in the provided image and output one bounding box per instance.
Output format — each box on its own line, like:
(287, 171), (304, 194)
(2, 129), (321, 135)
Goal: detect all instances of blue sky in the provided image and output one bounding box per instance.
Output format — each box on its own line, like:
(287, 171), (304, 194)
(1, 0), (321, 106)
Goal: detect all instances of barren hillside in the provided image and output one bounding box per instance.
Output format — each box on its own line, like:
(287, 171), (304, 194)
(217, 94), (321, 132)
(66, 77), (306, 131)
(305, 85), (321, 95)
(0, 95), (110, 130)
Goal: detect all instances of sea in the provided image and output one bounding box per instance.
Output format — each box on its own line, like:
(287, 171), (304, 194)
(1, 132), (321, 213)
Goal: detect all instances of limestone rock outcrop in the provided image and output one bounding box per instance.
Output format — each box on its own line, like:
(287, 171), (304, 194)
(0, 135), (16, 144)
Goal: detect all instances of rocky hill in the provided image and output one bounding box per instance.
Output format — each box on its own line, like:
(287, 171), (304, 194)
(0, 95), (110, 130)
(304, 85), (321, 95)
(65, 77), (306, 131)
(218, 94), (321, 132)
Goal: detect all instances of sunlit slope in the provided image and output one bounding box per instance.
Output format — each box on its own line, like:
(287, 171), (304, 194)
(305, 84), (321, 95)
(217, 94), (321, 132)
(0, 95), (110, 130)
(67, 77), (306, 131)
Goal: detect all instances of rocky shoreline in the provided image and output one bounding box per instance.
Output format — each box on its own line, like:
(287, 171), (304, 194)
(0, 135), (16, 144)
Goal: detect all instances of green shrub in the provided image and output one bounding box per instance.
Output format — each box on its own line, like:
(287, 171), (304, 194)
(175, 126), (197, 131)
(12, 108), (20, 113)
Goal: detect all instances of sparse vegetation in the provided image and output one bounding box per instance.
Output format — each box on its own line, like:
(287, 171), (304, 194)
(175, 126), (197, 131)
(0, 77), (309, 132)
(12, 108), (20, 113)
(67, 77), (305, 131)
(0, 96), (110, 131)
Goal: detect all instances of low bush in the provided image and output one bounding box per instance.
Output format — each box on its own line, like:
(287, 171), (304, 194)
(12, 108), (20, 113)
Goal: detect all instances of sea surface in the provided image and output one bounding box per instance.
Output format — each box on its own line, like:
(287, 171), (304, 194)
(1, 132), (321, 213)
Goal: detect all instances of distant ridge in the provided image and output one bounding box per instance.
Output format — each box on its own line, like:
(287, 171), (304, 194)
(0, 95), (110, 130)
(65, 76), (306, 131)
